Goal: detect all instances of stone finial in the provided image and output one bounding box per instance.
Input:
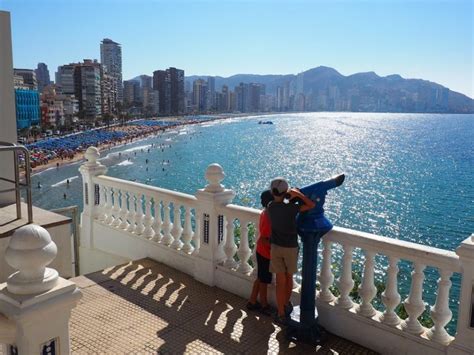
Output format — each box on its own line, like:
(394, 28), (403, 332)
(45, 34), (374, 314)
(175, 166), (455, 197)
(204, 163), (225, 192)
(5, 224), (59, 295)
(84, 146), (100, 166)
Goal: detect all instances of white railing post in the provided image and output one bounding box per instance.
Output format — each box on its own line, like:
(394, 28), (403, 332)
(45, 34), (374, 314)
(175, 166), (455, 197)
(105, 186), (114, 225)
(119, 190), (129, 230)
(171, 205), (184, 249)
(79, 147), (107, 248)
(126, 193), (137, 233)
(236, 220), (252, 274)
(181, 206), (194, 253)
(152, 198), (163, 242)
(336, 244), (354, 309)
(161, 200), (173, 245)
(381, 256), (401, 326)
(111, 188), (121, 228)
(223, 216), (237, 268)
(97, 184), (107, 222)
(357, 250), (377, 317)
(427, 269), (453, 345)
(142, 195), (155, 240)
(402, 262), (426, 335)
(134, 193), (145, 236)
(193, 164), (235, 286)
(0, 225), (82, 354)
(319, 239), (335, 302)
(448, 234), (474, 354)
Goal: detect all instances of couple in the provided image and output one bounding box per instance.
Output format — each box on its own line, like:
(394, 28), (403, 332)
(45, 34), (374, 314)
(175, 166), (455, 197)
(248, 177), (315, 325)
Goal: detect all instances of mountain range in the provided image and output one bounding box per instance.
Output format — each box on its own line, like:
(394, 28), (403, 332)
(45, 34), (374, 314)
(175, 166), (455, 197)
(184, 66), (474, 113)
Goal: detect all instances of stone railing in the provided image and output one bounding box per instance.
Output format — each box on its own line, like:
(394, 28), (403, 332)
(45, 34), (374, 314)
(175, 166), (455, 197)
(79, 147), (474, 355)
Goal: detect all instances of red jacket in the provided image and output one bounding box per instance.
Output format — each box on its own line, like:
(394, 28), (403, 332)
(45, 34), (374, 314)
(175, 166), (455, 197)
(256, 209), (271, 259)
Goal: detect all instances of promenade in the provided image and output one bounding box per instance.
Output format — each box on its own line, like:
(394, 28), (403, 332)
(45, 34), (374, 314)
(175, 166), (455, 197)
(70, 258), (377, 354)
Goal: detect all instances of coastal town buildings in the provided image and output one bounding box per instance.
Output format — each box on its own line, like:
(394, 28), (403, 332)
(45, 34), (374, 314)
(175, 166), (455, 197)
(35, 62), (51, 93)
(100, 38), (122, 105)
(13, 68), (37, 90)
(74, 59), (102, 121)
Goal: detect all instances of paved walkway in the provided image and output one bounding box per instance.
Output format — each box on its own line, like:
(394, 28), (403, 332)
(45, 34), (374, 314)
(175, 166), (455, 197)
(70, 259), (378, 354)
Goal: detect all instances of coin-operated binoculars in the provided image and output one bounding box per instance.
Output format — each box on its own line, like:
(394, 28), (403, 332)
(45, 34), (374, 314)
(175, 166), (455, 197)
(287, 174), (345, 345)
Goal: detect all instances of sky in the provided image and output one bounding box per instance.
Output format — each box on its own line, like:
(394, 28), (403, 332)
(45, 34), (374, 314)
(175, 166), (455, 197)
(1, 0), (473, 98)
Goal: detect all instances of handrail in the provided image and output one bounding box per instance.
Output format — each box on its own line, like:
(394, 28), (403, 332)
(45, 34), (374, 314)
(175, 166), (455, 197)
(0, 141), (32, 223)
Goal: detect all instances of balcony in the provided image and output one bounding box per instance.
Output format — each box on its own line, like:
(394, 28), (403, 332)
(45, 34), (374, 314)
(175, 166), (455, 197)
(0, 146), (473, 354)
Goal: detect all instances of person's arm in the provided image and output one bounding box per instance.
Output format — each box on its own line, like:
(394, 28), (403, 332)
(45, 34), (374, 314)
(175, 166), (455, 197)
(288, 188), (315, 212)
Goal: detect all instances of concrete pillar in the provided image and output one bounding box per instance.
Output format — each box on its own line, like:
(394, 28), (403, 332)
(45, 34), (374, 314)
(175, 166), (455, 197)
(0, 224), (81, 354)
(79, 147), (107, 249)
(0, 11), (17, 206)
(193, 164), (235, 286)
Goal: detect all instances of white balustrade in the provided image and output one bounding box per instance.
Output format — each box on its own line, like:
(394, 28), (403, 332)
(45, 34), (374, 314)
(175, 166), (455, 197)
(336, 244), (354, 309)
(111, 188), (121, 228)
(119, 190), (129, 230)
(181, 206), (194, 253)
(427, 269), (453, 345)
(134, 193), (145, 235)
(105, 186), (114, 225)
(357, 250), (377, 317)
(126, 193), (137, 233)
(151, 198), (162, 242)
(224, 217), (237, 268)
(98, 185), (107, 222)
(402, 262), (426, 335)
(319, 239), (336, 302)
(161, 200), (174, 245)
(236, 220), (252, 274)
(381, 256), (401, 326)
(171, 205), (184, 249)
(142, 195), (155, 240)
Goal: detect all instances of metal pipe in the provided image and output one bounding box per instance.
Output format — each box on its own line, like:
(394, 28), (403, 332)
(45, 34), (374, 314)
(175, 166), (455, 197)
(13, 149), (21, 220)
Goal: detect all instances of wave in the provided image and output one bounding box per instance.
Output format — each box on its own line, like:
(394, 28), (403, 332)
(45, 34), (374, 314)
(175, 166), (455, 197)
(122, 144), (152, 153)
(117, 160), (134, 166)
(51, 176), (79, 187)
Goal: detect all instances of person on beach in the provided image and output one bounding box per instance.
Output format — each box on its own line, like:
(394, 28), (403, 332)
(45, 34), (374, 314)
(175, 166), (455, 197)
(247, 190), (275, 315)
(267, 178), (315, 325)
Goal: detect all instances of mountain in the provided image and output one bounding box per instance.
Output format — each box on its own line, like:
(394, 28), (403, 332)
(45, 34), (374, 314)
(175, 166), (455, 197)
(183, 66), (473, 113)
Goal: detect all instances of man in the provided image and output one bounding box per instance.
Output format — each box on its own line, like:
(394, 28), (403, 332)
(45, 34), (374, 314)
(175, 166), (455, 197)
(267, 177), (315, 324)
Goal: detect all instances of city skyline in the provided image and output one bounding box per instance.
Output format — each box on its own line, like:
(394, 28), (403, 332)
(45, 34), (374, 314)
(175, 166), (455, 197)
(2, 0), (472, 98)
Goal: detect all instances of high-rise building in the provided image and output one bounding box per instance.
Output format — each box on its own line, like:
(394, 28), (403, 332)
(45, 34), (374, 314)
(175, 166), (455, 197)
(101, 70), (116, 116)
(207, 76), (215, 110)
(74, 59), (102, 120)
(100, 38), (122, 103)
(35, 63), (51, 93)
(296, 72), (304, 95)
(123, 80), (140, 105)
(153, 67), (185, 115)
(55, 64), (77, 95)
(193, 79), (207, 112)
(13, 69), (37, 90)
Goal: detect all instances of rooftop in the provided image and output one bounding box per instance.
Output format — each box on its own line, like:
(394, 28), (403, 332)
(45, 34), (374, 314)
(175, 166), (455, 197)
(70, 258), (377, 354)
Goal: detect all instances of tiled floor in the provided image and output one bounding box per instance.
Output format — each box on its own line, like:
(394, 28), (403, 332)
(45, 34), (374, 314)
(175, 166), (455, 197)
(70, 259), (378, 354)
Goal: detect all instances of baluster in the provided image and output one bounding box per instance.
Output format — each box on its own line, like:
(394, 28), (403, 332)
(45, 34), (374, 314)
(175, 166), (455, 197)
(111, 188), (121, 227)
(171, 205), (184, 249)
(181, 206), (194, 253)
(142, 195), (155, 239)
(134, 194), (145, 235)
(151, 198), (162, 242)
(224, 216), (237, 268)
(357, 250), (377, 317)
(381, 256), (401, 326)
(336, 244), (354, 309)
(402, 262), (426, 335)
(126, 194), (137, 233)
(105, 186), (114, 225)
(192, 208), (201, 255)
(119, 190), (129, 229)
(319, 239), (335, 302)
(426, 269), (453, 345)
(250, 225), (259, 277)
(161, 200), (174, 245)
(97, 185), (107, 222)
(237, 220), (252, 273)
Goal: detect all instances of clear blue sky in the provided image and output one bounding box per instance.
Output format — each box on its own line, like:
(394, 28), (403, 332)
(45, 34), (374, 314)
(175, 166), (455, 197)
(1, 0), (473, 98)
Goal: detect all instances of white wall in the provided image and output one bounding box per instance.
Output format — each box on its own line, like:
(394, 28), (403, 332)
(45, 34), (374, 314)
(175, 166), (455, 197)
(0, 11), (18, 206)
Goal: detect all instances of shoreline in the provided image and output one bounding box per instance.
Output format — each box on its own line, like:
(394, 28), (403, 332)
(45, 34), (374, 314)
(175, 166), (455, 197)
(29, 112), (273, 176)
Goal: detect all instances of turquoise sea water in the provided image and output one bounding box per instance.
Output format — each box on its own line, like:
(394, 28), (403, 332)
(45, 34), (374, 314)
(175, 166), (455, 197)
(31, 112), (473, 332)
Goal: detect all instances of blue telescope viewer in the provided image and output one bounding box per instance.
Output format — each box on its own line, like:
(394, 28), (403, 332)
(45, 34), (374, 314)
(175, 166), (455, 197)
(287, 173), (345, 344)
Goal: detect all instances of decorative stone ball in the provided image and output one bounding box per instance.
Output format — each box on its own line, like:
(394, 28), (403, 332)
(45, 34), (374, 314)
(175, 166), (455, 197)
(5, 224), (59, 295)
(205, 163), (225, 192)
(84, 146), (100, 166)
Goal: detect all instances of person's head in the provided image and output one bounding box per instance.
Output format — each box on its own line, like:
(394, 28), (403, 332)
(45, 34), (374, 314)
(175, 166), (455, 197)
(260, 189), (273, 208)
(270, 177), (289, 202)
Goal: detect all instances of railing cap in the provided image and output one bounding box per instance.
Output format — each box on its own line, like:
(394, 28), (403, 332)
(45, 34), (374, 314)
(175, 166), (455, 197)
(204, 163), (225, 193)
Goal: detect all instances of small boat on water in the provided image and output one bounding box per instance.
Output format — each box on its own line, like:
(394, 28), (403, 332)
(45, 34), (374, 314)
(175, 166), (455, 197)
(258, 121), (274, 125)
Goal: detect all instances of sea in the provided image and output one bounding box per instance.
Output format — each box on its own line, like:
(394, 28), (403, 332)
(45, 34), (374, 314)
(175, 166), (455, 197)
(30, 112), (474, 333)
